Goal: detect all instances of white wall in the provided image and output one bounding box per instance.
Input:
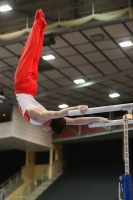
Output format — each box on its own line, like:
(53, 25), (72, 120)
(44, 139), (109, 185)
(12, 106), (52, 148)
(0, 122), (12, 138)
(0, 106), (52, 151)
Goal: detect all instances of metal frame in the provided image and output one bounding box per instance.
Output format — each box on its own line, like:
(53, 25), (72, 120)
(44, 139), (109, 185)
(68, 104), (133, 200)
(68, 102), (133, 116)
(89, 119), (133, 128)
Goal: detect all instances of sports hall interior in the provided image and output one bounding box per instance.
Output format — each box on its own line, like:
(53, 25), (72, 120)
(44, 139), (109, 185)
(0, 0), (133, 199)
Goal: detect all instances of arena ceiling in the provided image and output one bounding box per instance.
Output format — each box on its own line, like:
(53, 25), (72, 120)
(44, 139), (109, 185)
(0, 0), (133, 112)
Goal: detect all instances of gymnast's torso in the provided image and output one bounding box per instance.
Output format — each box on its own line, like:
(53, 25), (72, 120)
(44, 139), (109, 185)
(16, 93), (46, 126)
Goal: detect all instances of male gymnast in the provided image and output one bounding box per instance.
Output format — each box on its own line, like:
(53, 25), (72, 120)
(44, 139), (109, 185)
(14, 9), (108, 135)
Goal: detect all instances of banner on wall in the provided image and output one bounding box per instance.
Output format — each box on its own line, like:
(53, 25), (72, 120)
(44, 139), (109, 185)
(0, 7), (132, 41)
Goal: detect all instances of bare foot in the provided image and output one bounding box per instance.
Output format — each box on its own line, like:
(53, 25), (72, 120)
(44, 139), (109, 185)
(35, 9), (43, 19)
(35, 9), (47, 27)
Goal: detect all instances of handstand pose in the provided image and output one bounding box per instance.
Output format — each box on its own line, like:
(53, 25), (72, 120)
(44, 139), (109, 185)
(14, 9), (108, 135)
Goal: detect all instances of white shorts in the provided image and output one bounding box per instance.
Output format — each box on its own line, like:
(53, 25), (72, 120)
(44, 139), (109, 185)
(16, 93), (46, 126)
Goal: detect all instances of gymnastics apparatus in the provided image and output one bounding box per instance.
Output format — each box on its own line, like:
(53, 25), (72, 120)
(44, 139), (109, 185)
(68, 102), (133, 200)
(0, 104), (132, 200)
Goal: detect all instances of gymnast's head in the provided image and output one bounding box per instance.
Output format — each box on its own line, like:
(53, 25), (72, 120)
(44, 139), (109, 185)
(42, 117), (66, 135)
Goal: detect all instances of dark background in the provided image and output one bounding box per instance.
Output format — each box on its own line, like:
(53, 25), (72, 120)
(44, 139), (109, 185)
(0, 138), (132, 182)
(0, 104), (13, 123)
(1, 138), (133, 200)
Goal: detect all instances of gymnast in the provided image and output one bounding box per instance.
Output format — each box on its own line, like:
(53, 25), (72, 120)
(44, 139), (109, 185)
(14, 9), (109, 135)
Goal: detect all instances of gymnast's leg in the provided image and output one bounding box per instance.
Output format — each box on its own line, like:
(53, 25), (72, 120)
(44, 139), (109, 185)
(14, 9), (47, 96)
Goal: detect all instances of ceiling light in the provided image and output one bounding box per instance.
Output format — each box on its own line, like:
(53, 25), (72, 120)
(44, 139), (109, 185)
(0, 88), (5, 102)
(74, 79), (85, 84)
(42, 55), (55, 60)
(0, 5), (12, 12)
(109, 93), (120, 98)
(0, 95), (5, 99)
(58, 104), (68, 109)
(119, 41), (133, 47)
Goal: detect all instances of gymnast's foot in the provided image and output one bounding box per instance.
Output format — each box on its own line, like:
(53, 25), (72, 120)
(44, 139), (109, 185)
(35, 9), (47, 28)
(35, 9), (44, 19)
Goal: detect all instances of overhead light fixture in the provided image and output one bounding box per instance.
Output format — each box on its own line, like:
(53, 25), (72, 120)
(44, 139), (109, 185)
(119, 41), (133, 47)
(0, 88), (5, 103)
(109, 93), (120, 98)
(58, 104), (68, 109)
(42, 55), (55, 61)
(0, 5), (12, 12)
(74, 79), (85, 84)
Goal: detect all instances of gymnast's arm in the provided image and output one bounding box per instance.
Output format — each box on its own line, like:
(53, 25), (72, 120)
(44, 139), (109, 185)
(28, 105), (88, 121)
(65, 117), (109, 125)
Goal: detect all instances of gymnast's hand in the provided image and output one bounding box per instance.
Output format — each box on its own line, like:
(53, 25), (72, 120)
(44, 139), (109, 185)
(78, 105), (88, 115)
